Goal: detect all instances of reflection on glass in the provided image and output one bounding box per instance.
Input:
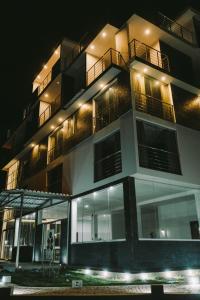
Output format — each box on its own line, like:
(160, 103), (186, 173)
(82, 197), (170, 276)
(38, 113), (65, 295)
(135, 179), (200, 240)
(71, 183), (125, 243)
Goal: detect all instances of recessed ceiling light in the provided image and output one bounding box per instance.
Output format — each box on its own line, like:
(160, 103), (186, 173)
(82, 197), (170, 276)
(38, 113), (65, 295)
(50, 125), (55, 130)
(143, 68), (148, 73)
(37, 75), (41, 79)
(155, 81), (160, 86)
(44, 93), (49, 98)
(100, 83), (104, 88)
(44, 65), (48, 69)
(54, 50), (59, 55)
(90, 45), (95, 50)
(144, 29), (151, 35)
(58, 117), (63, 122)
(56, 81), (60, 85)
(161, 76), (166, 81)
(102, 32), (107, 37)
(31, 143), (35, 147)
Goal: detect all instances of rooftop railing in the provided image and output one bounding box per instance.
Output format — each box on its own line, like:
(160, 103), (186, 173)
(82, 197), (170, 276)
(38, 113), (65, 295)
(134, 91), (174, 122)
(158, 12), (195, 45)
(86, 48), (126, 86)
(129, 39), (170, 73)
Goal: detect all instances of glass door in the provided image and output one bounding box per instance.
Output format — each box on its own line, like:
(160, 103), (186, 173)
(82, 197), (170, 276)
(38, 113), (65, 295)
(42, 220), (61, 263)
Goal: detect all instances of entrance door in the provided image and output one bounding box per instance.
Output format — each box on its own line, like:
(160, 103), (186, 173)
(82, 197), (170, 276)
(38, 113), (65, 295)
(42, 221), (61, 263)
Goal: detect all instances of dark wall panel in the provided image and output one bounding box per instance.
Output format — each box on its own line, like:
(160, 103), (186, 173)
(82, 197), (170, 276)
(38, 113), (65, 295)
(171, 84), (200, 131)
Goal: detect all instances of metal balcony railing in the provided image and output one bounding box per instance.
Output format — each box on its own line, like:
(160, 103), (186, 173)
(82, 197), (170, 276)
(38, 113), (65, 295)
(38, 70), (52, 95)
(138, 144), (181, 174)
(134, 92), (174, 122)
(87, 48), (126, 86)
(129, 39), (170, 73)
(48, 145), (63, 163)
(38, 94), (61, 127)
(94, 150), (122, 181)
(158, 13), (195, 45)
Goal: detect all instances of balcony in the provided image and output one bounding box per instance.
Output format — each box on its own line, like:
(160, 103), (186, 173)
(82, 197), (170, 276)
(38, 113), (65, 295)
(158, 13), (195, 45)
(48, 145), (63, 164)
(138, 144), (181, 174)
(38, 70), (52, 95)
(94, 150), (122, 182)
(86, 48), (126, 86)
(134, 92), (174, 122)
(38, 94), (61, 127)
(129, 39), (170, 73)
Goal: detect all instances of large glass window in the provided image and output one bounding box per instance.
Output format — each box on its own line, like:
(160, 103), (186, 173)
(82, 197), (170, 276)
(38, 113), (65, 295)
(135, 179), (200, 240)
(94, 75), (131, 132)
(94, 131), (122, 182)
(136, 120), (181, 174)
(71, 183), (125, 243)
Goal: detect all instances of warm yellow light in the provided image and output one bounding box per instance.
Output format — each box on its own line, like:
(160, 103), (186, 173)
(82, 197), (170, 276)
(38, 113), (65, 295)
(44, 65), (48, 69)
(37, 75), (41, 79)
(31, 143), (35, 147)
(155, 81), (160, 86)
(143, 68), (148, 73)
(161, 76), (166, 81)
(136, 73), (141, 79)
(50, 125), (55, 130)
(90, 45), (95, 50)
(54, 50), (59, 55)
(56, 81), (60, 85)
(44, 93), (49, 98)
(58, 117), (63, 122)
(100, 83), (104, 88)
(144, 29), (151, 35)
(102, 32), (107, 37)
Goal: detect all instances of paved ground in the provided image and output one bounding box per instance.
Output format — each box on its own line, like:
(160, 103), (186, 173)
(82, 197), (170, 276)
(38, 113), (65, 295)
(12, 284), (200, 296)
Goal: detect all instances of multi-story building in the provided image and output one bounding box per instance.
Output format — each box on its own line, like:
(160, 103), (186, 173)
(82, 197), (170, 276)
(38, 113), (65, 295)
(0, 7), (200, 273)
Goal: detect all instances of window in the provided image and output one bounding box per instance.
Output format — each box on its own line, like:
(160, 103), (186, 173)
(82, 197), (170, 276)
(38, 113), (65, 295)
(94, 75), (131, 132)
(47, 165), (62, 193)
(63, 116), (75, 139)
(7, 161), (19, 190)
(94, 131), (122, 182)
(135, 179), (200, 240)
(48, 128), (63, 163)
(71, 183), (125, 243)
(133, 72), (173, 122)
(136, 120), (181, 174)
(19, 213), (35, 246)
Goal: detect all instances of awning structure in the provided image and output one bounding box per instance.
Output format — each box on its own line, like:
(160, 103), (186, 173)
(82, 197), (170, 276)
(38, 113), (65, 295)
(0, 189), (70, 268)
(0, 189), (69, 210)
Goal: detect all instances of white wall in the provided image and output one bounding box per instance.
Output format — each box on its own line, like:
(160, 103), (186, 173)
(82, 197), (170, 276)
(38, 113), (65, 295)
(62, 110), (136, 196)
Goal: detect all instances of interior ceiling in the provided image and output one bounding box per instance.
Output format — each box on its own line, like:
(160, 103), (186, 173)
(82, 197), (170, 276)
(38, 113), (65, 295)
(86, 24), (118, 58)
(128, 15), (163, 47)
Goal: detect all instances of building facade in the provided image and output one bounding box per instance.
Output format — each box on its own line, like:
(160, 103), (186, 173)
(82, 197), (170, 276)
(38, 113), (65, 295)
(1, 7), (200, 272)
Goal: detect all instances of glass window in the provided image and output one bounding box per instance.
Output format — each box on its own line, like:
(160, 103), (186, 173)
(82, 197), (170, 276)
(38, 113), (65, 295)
(135, 179), (200, 240)
(94, 131), (122, 181)
(136, 120), (181, 174)
(38, 201), (69, 224)
(20, 213), (36, 246)
(71, 183), (125, 243)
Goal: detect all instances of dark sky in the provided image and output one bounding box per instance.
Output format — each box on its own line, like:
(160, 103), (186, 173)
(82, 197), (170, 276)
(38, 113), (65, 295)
(0, 0), (199, 145)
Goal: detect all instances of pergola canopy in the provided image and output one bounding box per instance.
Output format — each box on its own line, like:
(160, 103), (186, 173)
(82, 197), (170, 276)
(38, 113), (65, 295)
(0, 189), (69, 210)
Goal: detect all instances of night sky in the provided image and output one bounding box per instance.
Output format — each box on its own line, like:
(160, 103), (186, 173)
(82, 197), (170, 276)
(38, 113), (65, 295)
(0, 0), (199, 146)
